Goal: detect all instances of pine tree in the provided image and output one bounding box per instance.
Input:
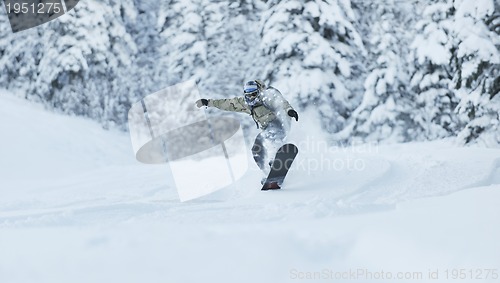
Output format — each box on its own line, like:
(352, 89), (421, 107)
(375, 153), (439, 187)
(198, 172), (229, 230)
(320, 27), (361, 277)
(409, 0), (464, 140)
(156, 0), (208, 86)
(339, 1), (419, 143)
(259, 0), (365, 133)
(1, 0), (138, 128)
(203, 0), (264, 97)
(451, 0), (500, 145)
(0, 7), (41, 97)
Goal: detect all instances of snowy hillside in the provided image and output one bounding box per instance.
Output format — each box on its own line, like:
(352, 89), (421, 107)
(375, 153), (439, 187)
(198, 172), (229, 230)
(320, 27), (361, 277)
(1, 91), (500, 283)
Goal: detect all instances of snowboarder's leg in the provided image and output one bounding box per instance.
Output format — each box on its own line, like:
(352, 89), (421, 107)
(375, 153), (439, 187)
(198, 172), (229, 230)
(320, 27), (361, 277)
(252, 119), (291, 182)
(264, 119), (288, 154)
(255, 119), (289, 177)
(251, 133), (267, 172)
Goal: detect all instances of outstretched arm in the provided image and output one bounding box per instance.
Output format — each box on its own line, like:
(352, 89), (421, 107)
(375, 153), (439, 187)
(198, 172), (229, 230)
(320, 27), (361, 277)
(196, 97), (251, 114)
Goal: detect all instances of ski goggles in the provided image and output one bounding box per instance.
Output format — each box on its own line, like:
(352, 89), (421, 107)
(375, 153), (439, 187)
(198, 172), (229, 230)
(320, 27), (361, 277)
(244, 90), (259, 98)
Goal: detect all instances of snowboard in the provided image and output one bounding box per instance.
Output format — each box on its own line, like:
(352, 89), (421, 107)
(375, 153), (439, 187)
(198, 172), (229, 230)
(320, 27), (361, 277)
(261, 143), (298, 190)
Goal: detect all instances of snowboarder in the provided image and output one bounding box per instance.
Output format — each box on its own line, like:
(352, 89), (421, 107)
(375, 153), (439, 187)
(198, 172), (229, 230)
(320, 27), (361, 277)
(196, 80), (298, 183)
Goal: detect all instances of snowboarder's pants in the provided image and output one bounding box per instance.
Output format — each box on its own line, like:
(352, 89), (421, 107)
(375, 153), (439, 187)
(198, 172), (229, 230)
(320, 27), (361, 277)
(251, 119), (287, 175)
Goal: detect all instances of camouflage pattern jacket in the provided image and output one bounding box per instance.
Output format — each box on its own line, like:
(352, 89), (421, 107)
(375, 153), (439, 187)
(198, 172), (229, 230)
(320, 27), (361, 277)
(207, 87), (294, 129)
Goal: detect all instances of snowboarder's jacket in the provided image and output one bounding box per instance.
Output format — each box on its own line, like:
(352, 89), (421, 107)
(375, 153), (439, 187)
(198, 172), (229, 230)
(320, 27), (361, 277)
(207, 87), (294, 129)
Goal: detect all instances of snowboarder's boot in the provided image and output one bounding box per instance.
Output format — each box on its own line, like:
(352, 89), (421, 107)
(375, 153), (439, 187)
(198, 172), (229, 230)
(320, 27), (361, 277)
(262, 181), (281, 190)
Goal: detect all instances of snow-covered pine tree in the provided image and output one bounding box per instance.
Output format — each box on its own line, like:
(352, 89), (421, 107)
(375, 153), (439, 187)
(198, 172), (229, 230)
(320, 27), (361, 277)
(0, 7), (41, 97)
(156, 0), (208, 87)
(104, 0), (166, 129)
(202, 0), (264, 98)
(155, 0), (268, 137)
(451, 0), (500, 145)
(409, 0), (464, 140)
(259, 0), (365, 133)
(120, 0), (162, 95)
(1, 0), (139, 128)
(338, 1), (418, 143)
(36, 0), (138, 127)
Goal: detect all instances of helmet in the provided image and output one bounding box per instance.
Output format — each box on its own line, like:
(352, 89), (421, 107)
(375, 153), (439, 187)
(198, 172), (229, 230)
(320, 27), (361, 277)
(244, 80), (259, 96)
(243, 80), (265, 102)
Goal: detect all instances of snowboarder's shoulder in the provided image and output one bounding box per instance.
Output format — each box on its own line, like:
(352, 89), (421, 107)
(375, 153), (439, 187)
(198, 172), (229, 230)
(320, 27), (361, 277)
(265, 86), (281, 93)
(262, 86), (282, 97)
(260, 87), (284, 102)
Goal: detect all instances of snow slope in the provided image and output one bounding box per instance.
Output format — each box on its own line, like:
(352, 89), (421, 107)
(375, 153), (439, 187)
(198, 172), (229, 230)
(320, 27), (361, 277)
(1, 91), (500, 283)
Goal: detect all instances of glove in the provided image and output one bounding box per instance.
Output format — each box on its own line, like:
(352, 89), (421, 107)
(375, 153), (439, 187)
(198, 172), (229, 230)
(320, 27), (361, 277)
(196, 99), (209, 108)
(288, 109), (298, 121)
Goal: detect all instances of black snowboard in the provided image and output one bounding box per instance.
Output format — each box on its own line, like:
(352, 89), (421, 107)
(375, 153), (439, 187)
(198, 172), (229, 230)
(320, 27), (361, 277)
(261, 143), (298, 190)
